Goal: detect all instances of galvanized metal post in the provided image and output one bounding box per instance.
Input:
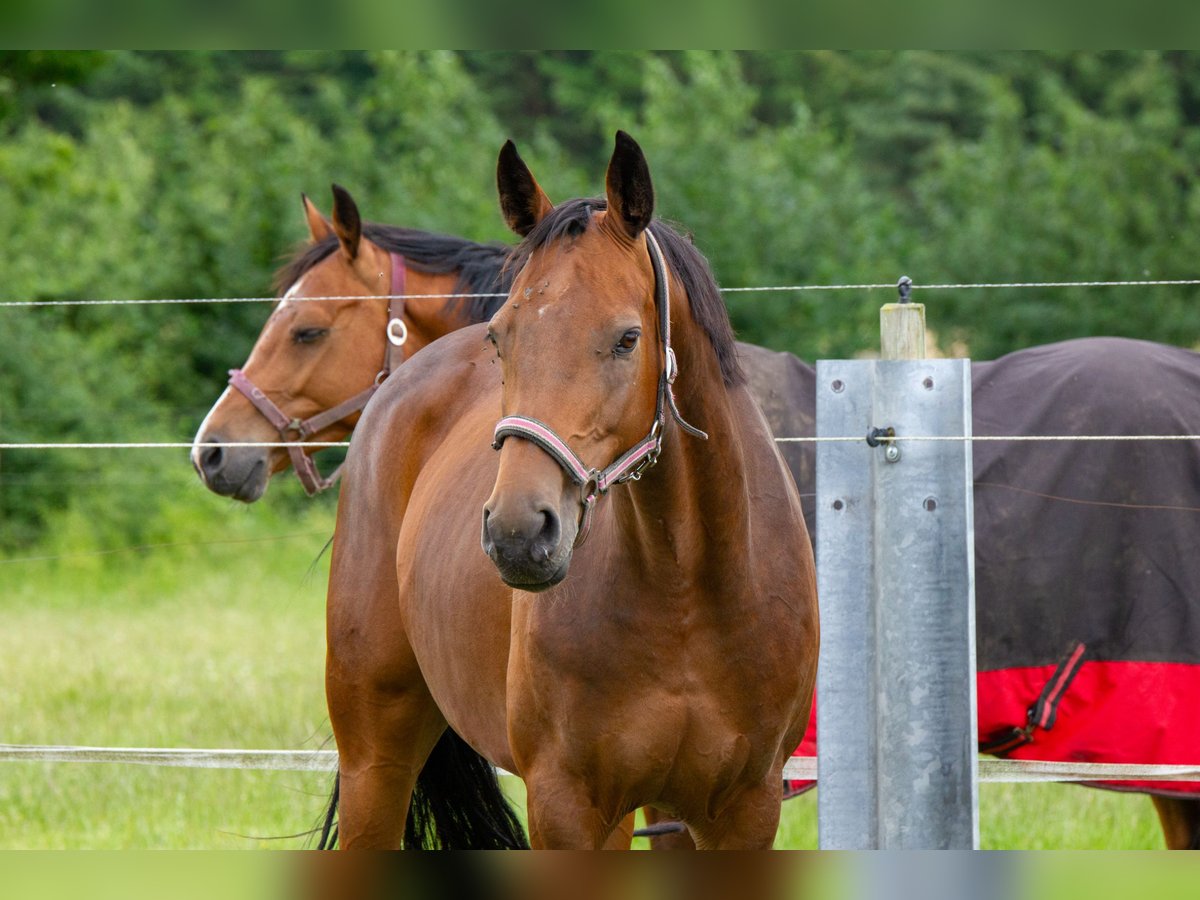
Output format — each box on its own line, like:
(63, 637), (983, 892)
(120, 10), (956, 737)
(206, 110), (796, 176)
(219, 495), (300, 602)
(816, 290), (978, 849)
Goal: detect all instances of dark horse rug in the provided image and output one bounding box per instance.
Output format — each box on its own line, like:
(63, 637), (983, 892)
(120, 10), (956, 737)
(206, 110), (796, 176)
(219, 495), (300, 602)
(740, 337), (1200, 796)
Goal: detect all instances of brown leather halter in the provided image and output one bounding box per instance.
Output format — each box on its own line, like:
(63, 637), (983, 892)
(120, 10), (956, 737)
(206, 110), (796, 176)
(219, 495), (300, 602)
(227, 254), (408, 495)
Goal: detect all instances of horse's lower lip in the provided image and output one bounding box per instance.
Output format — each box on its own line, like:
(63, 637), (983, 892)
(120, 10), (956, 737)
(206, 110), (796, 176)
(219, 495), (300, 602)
(230, 460), (268, 502)
(232, 484), (266, 503)
(496, 556), (570, 593)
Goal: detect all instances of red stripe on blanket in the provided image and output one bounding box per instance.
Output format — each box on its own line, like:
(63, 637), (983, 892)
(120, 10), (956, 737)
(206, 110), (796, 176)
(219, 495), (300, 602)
(788, 661), (1200, 796)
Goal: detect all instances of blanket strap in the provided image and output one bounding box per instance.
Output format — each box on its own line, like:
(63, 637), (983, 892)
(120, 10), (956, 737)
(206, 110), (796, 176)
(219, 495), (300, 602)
(980, 641), (1088, 756)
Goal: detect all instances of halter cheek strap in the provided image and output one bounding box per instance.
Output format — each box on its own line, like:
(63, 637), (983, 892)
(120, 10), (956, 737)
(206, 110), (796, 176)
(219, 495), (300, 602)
(227, 253), (408, 496)
(491, 228), (707, 546)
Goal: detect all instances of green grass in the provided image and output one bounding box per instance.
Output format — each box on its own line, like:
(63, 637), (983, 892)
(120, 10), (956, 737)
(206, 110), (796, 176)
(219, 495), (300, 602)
(0, 504), (1176, 848)
(0, 500), (335, 849)
(769, 783), (1165, 849)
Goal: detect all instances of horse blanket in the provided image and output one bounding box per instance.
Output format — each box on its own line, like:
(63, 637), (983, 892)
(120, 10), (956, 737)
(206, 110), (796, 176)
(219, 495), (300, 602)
(739, 337), (1200, 795)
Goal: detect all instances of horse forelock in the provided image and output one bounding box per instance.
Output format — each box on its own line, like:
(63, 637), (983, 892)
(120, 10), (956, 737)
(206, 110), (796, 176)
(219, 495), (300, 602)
(274, 240), (337, 297)
(274, 222), (513, 325)
(505, 198), (744, 387)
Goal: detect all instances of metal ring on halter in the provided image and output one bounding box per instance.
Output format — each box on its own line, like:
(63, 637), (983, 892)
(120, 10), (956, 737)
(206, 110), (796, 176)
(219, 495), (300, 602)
(387, 318), (408, 347)
(582, 471), (602, 501)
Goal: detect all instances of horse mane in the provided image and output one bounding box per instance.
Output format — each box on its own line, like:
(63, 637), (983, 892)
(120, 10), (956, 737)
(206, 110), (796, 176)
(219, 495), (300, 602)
(274, 223), (513, 325)
(506, 198), (744, 387)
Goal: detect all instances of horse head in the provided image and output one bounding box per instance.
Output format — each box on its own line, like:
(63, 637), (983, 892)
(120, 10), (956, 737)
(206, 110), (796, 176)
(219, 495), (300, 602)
(192, 185), (414, 500)
(482, 132), (680, 589)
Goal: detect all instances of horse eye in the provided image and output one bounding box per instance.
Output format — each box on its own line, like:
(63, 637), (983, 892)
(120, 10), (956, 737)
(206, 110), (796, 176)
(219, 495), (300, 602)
(615, 329), (640, 355)
(293, 327), (329, 345)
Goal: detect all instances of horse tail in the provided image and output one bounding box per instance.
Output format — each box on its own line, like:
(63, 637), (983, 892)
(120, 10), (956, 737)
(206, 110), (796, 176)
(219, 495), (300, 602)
(312, 731), (526, 849)
(405, 729), (529, 849)
(316, 772), (339, 849)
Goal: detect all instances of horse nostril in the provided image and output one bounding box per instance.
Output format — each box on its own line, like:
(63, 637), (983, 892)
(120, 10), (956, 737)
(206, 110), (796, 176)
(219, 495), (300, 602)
(201, 444), (225, 475)
(532, 508), (561, 561)
(481, 507), (495, 551)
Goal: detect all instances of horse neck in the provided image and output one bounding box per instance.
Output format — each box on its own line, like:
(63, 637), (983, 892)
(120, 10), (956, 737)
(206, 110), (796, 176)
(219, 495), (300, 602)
(402, 269), (475, 350)
(609, 296), (749, 578)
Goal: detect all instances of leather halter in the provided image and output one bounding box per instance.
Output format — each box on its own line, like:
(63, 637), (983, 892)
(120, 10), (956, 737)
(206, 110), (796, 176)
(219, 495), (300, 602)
(227, 253), (408, 496)
(491, 228), (707, 546)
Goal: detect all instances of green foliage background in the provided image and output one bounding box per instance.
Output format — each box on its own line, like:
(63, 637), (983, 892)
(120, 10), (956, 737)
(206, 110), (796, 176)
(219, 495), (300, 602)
(4, 50), (1200, 550)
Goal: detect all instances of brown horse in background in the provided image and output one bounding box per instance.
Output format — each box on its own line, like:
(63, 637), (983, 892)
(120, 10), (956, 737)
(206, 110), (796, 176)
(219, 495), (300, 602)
(190, 185), (509, 500)
(324, 132), (818, 848)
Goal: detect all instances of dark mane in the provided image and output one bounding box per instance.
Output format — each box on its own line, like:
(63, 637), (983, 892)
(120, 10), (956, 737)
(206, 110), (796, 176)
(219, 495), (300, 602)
(274, 224), (513, 325)
(506, 198), (744, 386)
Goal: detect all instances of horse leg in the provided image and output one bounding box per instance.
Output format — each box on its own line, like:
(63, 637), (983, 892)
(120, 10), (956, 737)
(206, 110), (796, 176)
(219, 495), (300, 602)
(1152, 795), (1200, 849)
(328, 674), (447, 849)
(602, 812), (638, 850)
(525, 787), (673, 850)
(687, 780), (783, 850)
(326, 488), (451, 848)
(524, 771), (627, 849)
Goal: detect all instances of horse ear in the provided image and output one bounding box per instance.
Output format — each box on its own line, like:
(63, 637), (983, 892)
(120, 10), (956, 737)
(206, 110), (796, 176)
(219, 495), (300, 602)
(605, 131), (654, 240)
(301, 193), (334, 243)
(497, 140), (554, 237)
(330, 183), (362, 261)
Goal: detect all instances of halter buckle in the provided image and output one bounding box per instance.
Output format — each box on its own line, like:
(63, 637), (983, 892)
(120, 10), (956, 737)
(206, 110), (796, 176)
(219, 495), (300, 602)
(665, 347), (678, 385)
(387, 317), (408, 347)
(617, 419), (664, 484)
(622, 447), (660, 483)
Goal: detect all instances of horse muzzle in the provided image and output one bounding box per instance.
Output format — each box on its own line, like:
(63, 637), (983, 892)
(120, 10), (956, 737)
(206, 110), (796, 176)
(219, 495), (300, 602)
(192, 434), (270, 502)
(480, 500), (575, 591)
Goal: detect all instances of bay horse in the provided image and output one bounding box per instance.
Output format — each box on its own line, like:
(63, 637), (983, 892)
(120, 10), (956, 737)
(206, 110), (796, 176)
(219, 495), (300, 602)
(324, 132), (818, 848)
